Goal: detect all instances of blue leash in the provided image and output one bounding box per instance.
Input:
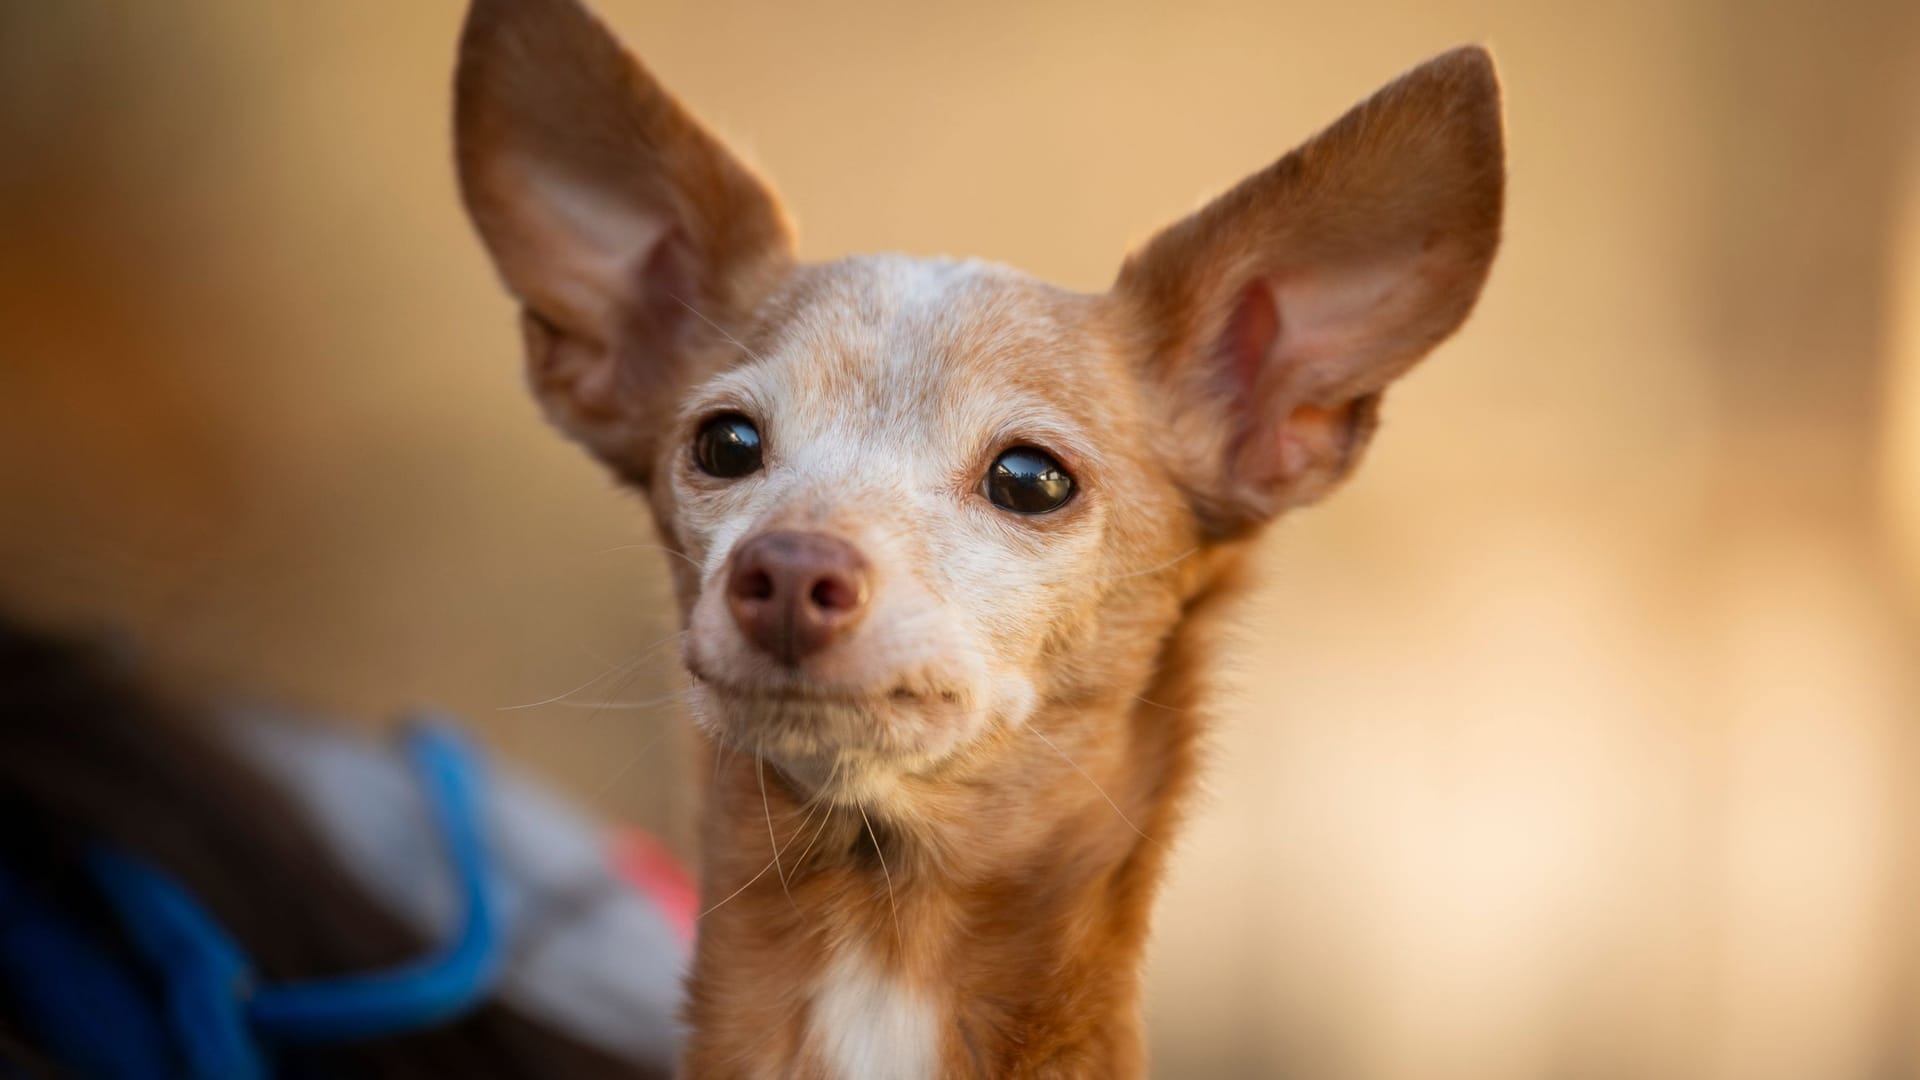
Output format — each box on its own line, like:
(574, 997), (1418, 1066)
(0, 721), (505, 1079)
(244, 722), (502, 1041)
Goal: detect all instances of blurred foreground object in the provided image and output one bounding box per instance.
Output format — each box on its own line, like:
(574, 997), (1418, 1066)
(0, 616), (686, 1078)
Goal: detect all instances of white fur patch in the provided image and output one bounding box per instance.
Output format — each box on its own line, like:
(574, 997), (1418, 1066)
(809, 942), (938, 1079)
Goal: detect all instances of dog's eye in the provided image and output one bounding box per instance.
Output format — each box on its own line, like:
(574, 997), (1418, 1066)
(693, 414), (763, 478)
(986, 447), (1074, 514)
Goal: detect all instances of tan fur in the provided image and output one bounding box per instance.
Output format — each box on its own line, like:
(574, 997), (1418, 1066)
(453, 3), (1505, 1075)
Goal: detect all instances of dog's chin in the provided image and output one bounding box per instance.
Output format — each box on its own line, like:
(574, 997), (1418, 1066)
(687, 676), (982, 804)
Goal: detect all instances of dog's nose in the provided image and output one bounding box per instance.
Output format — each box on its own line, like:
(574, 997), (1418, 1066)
(725, 531), (871, 664)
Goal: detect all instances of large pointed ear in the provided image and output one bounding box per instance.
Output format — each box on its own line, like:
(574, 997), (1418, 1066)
(1116, 46), (1504, 535)
(454, 0), (793, 482)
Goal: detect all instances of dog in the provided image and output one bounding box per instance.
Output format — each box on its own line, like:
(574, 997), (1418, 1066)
(453, 1), (1504, 1075)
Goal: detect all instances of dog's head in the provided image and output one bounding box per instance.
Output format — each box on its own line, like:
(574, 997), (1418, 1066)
(454, 0), (1502, 806)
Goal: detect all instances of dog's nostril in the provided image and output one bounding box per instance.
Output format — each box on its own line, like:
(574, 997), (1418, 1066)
(738, 569), (775, 601)
(724, 530), (871, 663)
(809, 576), (859, 612)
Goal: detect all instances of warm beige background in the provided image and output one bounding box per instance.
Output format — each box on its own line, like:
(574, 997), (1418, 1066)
(3, 2), (1918, 1077)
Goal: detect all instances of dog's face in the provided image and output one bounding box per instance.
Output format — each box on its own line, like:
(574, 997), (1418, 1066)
(657, 260), (1180, 799)
(454, 0), (1502, 805)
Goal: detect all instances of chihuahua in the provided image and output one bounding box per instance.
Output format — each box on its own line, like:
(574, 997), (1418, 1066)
(454, 1), (1503, 1075)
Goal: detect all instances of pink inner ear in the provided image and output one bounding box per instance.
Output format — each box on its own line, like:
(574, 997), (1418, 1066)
(1215, 279), (1358, 493)
(1221, 279), (1281, 396)
(1215, 279), (1293, 490)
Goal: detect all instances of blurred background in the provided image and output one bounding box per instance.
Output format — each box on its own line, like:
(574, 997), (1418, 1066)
(2, 1), (1918, 1076)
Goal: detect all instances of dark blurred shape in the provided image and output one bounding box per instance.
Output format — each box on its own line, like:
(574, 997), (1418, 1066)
(0, 612), (664, 1077)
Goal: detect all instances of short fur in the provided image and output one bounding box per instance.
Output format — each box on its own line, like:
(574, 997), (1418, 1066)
(453, 2), (1504, 1075)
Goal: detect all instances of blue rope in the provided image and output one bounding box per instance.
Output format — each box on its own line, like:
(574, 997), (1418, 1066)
(30, 720), (508, 1077)
(246, 722), (504, 1042)
(87, 852), (263, 1079)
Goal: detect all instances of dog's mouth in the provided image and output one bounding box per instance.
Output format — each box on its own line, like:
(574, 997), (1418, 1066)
(684, 662), (979, 789)
(685, 655), (968, 708)
(701, 674), (938, 704)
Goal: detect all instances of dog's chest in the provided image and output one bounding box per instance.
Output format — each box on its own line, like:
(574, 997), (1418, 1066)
(807, 941), (939, 1079)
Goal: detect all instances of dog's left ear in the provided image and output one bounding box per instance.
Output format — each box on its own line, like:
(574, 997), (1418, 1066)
(1116, 46), (1504, 535)
(454, 0), (793, 482)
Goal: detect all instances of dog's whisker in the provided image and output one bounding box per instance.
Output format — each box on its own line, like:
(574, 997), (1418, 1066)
(776, 790), (826, 859)
(711, 739), (738, 789)
(547, 687), (698, 711)
(1097, 546), (1199, 584)
(1024, 724), (1159, 847)
(498, 628), (687, 711)
(598, 542), (703, 571)
(1131, 693), (1181, 712)
(698, 780), (833, 914)
(576, 653), (673, 726)
(789, 802), (836, 874)
(670, 293), (767, 365)
(619, 629), (692, 669)
(696, 852), (783, 923)
(593, 728), (676, 797)
(695, 758), (838, 922)
(785, 757), (844, 873)
(858, 802), (904, 954)
(779, 799), (830, 876)
(804, 755), (845, 811)
(498, 655), (645, 712)
(577, 629), (685, 671)
(758, 748), (796, 908)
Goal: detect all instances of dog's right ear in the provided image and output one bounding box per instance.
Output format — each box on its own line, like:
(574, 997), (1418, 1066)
(1115, 47), (1503, 536)
(454, 0), (792, 481)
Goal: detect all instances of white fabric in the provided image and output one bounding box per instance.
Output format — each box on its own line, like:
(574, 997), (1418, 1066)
(226, 711), (686, 1070)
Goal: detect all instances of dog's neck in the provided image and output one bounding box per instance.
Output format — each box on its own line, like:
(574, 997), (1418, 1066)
(679, 561), (1240, 1079)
